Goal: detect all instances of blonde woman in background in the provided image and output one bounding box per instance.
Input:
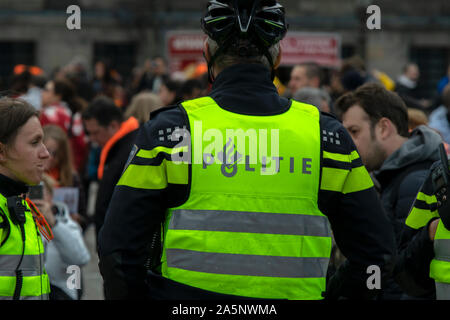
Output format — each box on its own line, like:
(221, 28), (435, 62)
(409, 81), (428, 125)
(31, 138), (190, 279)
(43, 124), (88, 231)
(407, 108), (428, 132)
(124, 92), (163, 125)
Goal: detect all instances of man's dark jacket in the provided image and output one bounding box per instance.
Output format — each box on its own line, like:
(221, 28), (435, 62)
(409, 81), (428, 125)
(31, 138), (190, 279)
(374, 125), (441, 299)
(94, 128), (138, 240)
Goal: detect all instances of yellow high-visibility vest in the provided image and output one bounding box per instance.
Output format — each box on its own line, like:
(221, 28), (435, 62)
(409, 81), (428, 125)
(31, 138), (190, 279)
(160, 96), (331, 299)
(0, 193), (50, 300)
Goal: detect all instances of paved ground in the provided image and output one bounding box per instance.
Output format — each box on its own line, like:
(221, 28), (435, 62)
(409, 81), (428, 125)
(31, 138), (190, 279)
(80, 182), (104, 300)
(81, 224), (104, 300)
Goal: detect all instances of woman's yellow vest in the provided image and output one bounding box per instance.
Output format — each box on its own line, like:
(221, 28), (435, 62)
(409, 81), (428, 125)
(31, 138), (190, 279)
(160, 97), (331, 299)
(0, 193), (50, 300)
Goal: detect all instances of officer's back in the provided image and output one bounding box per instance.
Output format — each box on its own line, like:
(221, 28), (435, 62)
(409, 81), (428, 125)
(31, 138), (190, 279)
(97, 0), (396, 300)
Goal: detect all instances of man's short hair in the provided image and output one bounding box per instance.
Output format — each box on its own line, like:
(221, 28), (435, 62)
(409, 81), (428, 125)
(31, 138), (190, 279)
(297, 62), (322, 83)
(334, 83), (409, 137)
(293, 87), (330, 110)
(207, 37), (280, 72)
(82, 96), (123, 127)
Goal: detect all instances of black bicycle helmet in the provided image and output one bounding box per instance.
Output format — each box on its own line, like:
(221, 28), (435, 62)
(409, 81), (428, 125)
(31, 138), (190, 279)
(201, 0), (288, 80)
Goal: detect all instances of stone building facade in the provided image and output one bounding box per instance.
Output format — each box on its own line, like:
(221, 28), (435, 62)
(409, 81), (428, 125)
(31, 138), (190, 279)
(0, 0), (448, 96)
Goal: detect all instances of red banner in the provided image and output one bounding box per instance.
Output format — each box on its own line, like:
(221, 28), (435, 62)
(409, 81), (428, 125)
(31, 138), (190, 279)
(166, 31), (206, 73)
(280, 32), (341, 67)
(166, 31), (342, 72)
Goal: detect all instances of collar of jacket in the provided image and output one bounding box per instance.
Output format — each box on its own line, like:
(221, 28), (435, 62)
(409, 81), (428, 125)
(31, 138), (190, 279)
(374, 125), (442, 185)
(209, 63), (290, 116)
(0, 173), (29, 197)
(97, 116), (140, 180)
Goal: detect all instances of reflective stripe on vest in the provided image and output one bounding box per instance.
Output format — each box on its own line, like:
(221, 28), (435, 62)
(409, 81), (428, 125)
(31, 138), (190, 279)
(0, 293), (49, 300)
(169, 209), (331, 237)
(430, 220), (450, 299)
(161, 97), (331, 300)
(0, 253), (44, 273)
(166, 248), (329, 278)
(0, 194), (50, 299)
(435, 282), (450, 300)
(405, 192), (439, 230)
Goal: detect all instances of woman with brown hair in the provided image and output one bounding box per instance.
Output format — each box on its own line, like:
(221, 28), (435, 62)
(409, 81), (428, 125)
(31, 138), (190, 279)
(0, 97), (51, 299)
(43, 124), (88, 231)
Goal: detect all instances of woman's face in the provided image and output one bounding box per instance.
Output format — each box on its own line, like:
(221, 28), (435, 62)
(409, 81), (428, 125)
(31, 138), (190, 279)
(0, 117), (50, 185)
(41, 81), (60, 107)
(43, 137), (59, 171)
(95, 62), (105, 79)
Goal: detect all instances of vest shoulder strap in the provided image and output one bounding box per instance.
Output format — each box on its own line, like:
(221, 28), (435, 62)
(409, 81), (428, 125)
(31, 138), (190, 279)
(181, 96), (217, 112)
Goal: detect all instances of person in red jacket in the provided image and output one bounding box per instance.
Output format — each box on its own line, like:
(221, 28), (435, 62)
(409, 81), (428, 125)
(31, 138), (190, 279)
(40, 78), (88, 172)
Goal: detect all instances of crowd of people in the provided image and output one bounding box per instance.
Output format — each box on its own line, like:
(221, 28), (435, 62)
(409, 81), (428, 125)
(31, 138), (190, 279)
(1, 37), (450, 300)
(0, 55), (211, 300)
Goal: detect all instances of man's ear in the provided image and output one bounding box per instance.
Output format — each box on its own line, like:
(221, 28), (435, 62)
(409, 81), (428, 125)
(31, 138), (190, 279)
(109, 120), (121, 133)
(377, 117), (394, 140)
(203, 40), (211, 63)
(273, 46), (282, 70)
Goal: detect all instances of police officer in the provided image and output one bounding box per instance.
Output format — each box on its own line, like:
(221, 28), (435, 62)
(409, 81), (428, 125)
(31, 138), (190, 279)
(0, 98), (51, 300)
(396, 148), (450, 300)
(98, 0), (395, 300)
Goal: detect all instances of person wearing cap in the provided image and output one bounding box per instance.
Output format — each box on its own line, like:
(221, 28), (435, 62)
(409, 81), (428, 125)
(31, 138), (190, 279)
(98, 0), (395, 300)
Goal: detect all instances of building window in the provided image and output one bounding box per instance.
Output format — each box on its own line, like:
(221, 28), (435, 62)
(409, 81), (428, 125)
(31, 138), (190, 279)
(410, 46), (450, 99)
(93, 42), (137, 84)
(341, 44), (356, 59)
(0, 41), (35, 91)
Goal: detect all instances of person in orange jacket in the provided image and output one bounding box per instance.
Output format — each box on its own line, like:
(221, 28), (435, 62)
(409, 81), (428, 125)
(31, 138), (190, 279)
(81, 96), (139, 242)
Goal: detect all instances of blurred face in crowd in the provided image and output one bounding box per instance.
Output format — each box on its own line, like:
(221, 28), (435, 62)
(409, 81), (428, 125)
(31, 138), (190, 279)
(43, 136), (59, 171)
(83, 118), (120, 147)
(405, 64), (420, 82)
(95, 61), (106, 80)
(341, 104), (387, 172)
(41, 81), (61, 107)
(0, 116), (50, 185)
(288, 66), (309, 93)
(330, 71), (345, 95)
(288, 65), (319, 94)
(153, 58), (166, 76)
(144, 59), (152, 72)
(159, 84), (175, 106)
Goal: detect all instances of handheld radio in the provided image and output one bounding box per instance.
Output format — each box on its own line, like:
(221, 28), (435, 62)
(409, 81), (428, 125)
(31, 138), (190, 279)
(431, 143), (450, 229)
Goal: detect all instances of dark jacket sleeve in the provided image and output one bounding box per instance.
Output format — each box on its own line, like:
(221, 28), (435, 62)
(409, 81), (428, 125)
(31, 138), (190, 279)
(94, 130), (138, 234)
(97, 106), (188, 299)
(394, 222), (436, 297)
(394, 167), (439, 297)
(318, 113), (396, 300)
(389, 166), (431, 245)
